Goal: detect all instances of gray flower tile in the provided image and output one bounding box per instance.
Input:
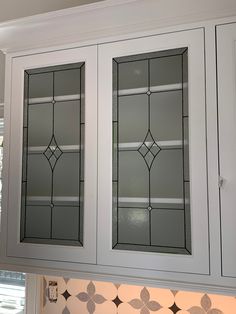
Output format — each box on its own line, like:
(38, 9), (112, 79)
(77, 292), (89, 302)
(201, 294), (211, 312)
(76, 281), (107, 314)
(87, 282), (95, 296)
(171, 290), (178, 296)
(114, 283), (121, 289)
(208, 310), (223, 314)
(87, 299), (95, 314)
(93, 294), (106, 304)
(188, 295), (223, 314)
(147, 300), (161, 311)
(129, 299), (143, 309)
(63, 278), (70, 284)
(62, 306), (70, 314)
(188, 307), (205, 314)
(141, 307), (149, 314)
(128, 287), (161, 314)
(140, 287), (149, 304)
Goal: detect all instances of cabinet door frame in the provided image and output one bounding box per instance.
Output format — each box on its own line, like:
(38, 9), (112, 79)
(97, 28), (209, 274)
(4, 46), (97, 264)
(217, 22), (236, 278)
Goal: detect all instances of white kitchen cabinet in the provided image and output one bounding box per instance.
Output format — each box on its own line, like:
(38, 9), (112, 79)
(4, 46), (98, 264)
(2, 26), (209, 276)
(97, 28), (209, 274)
(217, 22), (236, 278)
(1, 0), (236, 294)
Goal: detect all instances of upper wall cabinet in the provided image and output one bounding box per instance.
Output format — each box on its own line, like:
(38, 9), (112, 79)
(2, 26), (210, 281)
(3, 0), (236, 293)
(217, 22), (236, 278)
(98, 28), (209, 274)
(4, 46), (97, 263)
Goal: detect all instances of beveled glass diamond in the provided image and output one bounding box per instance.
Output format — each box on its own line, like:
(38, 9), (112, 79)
(43, 135), (63, 170)
(138, 130), (161, 169)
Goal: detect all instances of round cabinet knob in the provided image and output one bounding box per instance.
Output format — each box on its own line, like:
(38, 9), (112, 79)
(218, 176), (225, 188)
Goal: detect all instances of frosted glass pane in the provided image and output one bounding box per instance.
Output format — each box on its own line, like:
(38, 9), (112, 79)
(118, 60), (148, 90)
(21, 62), (84, 246)
(151, 209), (185, 247)
(25, 206), (51, 238)
(185, 182), (191, 252)
(119, 95), (148, 143)
(27, 154), (51, 196)
(112, 182), (118, 247)
(52, 206), (79, 241)
(28, 72), (53, 98)
(150, 91), (182, 141)
(118, 208), (149, 245)
(150, 55), (182, 86)
(53, 153), (79, 197)
(113, 47), (191, 254)
(54, 68), (80, 96)
(119, 151), (148, 200)
(54, 100), (80, 146)
(150, 150), (183, 199)
(28, 103), (52, 146)
(184, 117), (189, 181)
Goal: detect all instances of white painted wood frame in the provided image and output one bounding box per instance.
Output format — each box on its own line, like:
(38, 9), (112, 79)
(217, 22), (236, 278)
(5, 46), (97, 263)
(98, 28), (209, 274)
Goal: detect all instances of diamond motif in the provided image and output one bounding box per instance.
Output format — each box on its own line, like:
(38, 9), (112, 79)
(169, 302), (181, 313)
(62, 290), (71, 301)
(138, 130), (161, 169)
(112, 295), (123, 308)
(43, 135), (63, 170)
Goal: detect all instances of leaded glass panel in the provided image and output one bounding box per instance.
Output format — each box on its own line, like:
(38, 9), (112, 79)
(112, 48), (191, 254)
(21, 63), (85, 246)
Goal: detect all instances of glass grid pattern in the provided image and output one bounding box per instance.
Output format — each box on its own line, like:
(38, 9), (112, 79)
(112, 48), (191, 254)
(20, 63), (85, 246)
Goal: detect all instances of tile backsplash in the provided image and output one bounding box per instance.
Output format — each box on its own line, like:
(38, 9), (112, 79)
(42, 277), (236, 314)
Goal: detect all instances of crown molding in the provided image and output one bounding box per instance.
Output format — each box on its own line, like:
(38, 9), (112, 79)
(0, 0), (236, 53)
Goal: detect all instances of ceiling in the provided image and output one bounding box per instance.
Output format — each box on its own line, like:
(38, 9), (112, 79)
(0, 0), (103, 23)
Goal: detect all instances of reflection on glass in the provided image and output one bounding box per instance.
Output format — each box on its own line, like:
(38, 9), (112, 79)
(21, 63), (85, 246)
(112, 48), (191, 254)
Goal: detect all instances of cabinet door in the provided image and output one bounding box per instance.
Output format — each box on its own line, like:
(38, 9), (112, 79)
(98, 29), (209, 274)
(5, 46), (97, 263)
(217, 23), (236, 277)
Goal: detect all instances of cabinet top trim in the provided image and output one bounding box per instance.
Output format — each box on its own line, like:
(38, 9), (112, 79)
(1, 0), (236, 53)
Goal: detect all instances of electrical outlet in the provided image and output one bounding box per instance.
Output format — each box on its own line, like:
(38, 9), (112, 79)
(48, 281), (58, 303)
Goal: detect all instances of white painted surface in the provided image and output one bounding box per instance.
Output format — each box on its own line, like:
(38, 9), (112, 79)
(217, 22), (236, 278)
(6, 46), (97, 263)
(0, 0), (236, 53)
(0, 0), (102, 23)
(0, 0), (236, 294)
(0, 53), (5, 103)
(98, 28), (209, 274)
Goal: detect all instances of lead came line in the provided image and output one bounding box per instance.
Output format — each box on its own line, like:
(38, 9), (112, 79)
(114, 50), (189, 253)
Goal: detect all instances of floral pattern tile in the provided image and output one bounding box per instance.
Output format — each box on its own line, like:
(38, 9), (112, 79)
(77, 281), (106, 313)
(128, 287), (161, 313)
(42, 276), (236, 314)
